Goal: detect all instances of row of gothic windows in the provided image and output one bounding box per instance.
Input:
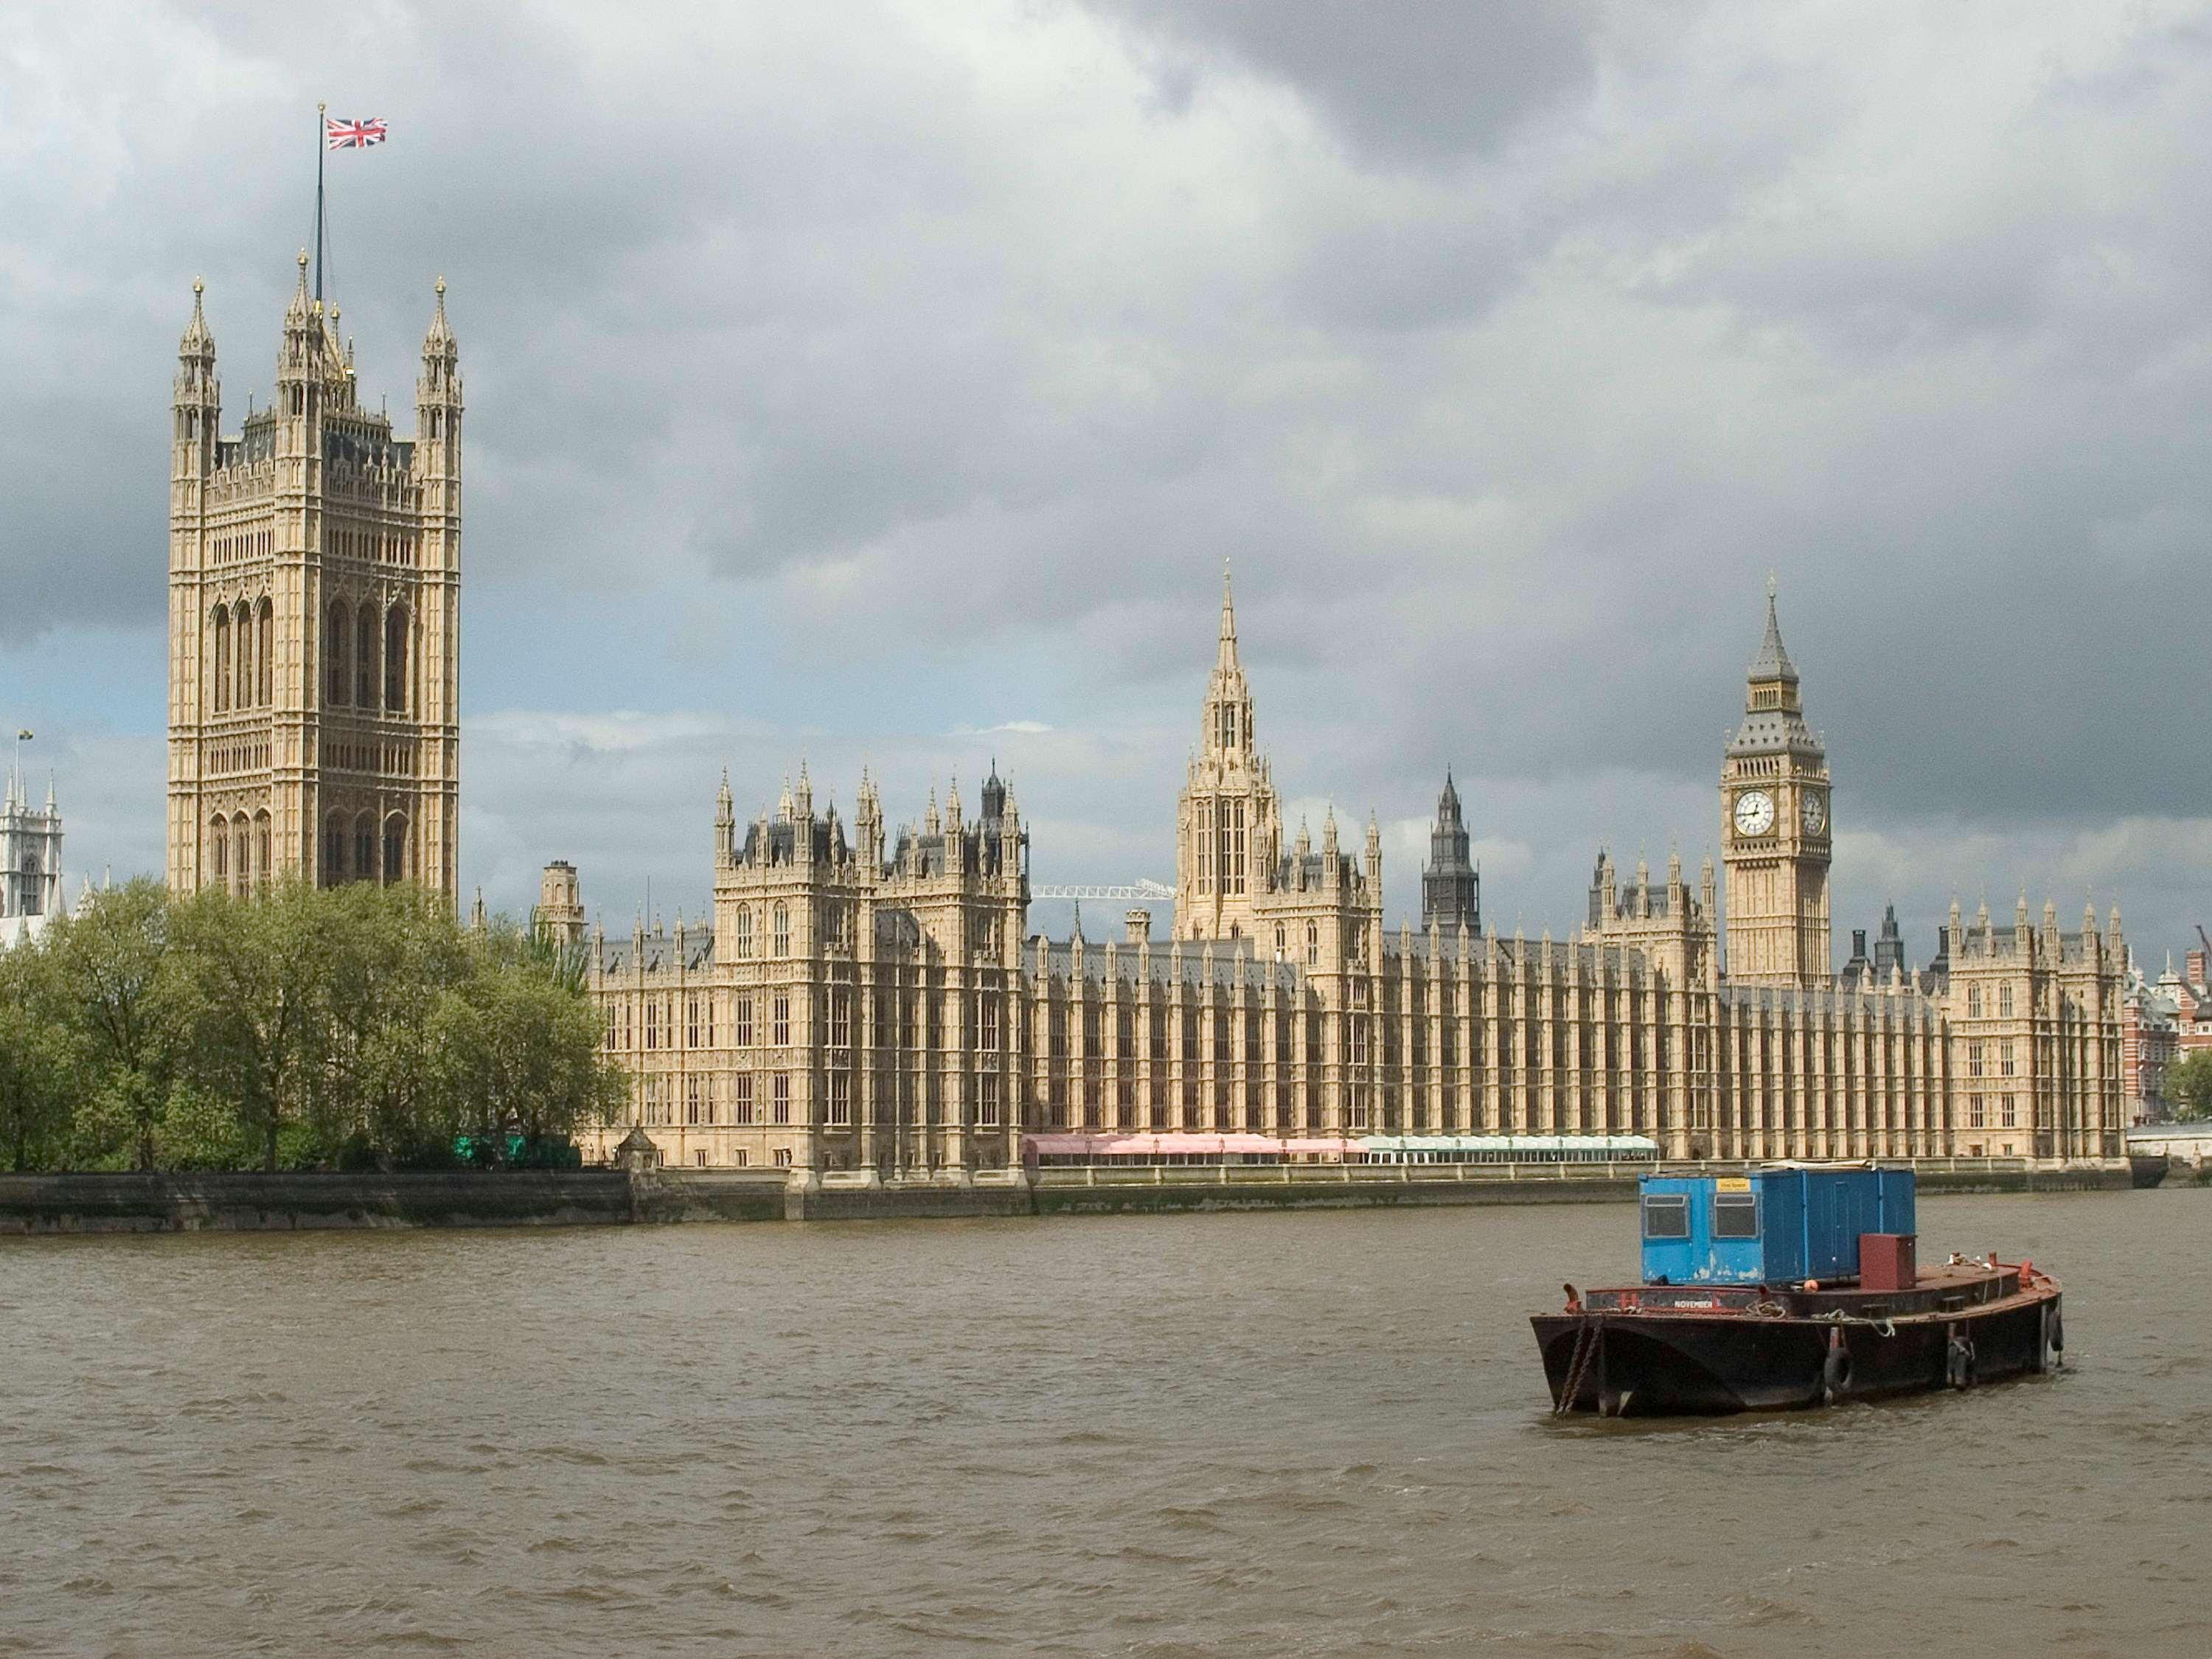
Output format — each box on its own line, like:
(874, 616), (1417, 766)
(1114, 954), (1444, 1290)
(1193, 799), (1248, 897)
(323, 599), (413, 714)
(1272, 921), (1321, 967)
(208, 599), (417, 716)
(209, 599), (274, 714)
(732, 903), (793, 959)
(206, 810), (274, 895)
(209, 810), (408, 889)
(320, 811), (409, 886)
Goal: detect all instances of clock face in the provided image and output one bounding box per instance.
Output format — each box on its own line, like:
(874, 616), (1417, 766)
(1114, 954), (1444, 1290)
(1733, 789), (1775, 837)
(1801, 791), (1826, 835)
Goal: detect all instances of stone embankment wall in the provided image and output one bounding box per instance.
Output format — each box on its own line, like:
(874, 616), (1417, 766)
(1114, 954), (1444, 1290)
(0, 1170), (639, 1234)
(0, 1160), (2137, 1236)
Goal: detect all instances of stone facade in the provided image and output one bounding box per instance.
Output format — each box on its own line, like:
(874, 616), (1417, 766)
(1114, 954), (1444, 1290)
(571, 579), (2126, 1175)
(165, 259), (461, 897)
(1938, 895), (2127, 1158)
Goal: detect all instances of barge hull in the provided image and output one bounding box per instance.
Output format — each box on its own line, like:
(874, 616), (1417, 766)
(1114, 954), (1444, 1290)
(1532, 1287), (2059, 1416)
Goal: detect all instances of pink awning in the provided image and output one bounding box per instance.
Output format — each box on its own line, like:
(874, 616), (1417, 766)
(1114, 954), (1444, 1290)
(1022, 1133), (1359, 1158)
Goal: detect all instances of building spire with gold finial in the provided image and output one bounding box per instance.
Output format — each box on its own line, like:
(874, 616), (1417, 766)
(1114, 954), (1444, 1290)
(180, 276), (214, 357)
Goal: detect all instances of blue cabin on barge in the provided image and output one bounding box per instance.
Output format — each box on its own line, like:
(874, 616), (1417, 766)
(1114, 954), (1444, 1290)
(1638, 1166), (1916, 1286)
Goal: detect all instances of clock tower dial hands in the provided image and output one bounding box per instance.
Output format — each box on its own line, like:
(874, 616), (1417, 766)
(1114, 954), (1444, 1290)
(1733, 790), (1775, 838)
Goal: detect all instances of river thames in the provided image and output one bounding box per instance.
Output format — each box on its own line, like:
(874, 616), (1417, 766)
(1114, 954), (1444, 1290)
(3, 1190), (2208, 1655)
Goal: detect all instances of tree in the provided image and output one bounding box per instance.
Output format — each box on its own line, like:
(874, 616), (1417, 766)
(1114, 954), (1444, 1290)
(41, 878), (180, 1169)
(318, 881), (472, 1165)
(430, 953), (625, 1152)
(6, 877), (624, 1172)
(0, 943), (80, 1171)
(2168, 1051), (2212, 1122)
(167, 880), (338, 1171)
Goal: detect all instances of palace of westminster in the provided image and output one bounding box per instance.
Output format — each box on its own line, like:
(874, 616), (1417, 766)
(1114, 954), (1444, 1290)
(154, 264), (2126, 1177)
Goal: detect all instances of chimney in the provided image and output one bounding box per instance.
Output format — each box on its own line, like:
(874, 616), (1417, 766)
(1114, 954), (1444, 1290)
(1125, 908), (1152, 945)
(2188, 949), (2208, 990)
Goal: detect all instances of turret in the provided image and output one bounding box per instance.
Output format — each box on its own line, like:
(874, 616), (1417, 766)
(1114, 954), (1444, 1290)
(714, 768), (735, 866)
(536, 860), (585, 950)
(173, 279), (219, 484)
(274, 248), (333, 479)
(855, 767), (883, 877)
(414, 277), (462, 568)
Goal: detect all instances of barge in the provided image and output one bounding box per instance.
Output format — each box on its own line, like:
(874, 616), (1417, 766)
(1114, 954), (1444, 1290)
(1531, 1165), (2063, 1416)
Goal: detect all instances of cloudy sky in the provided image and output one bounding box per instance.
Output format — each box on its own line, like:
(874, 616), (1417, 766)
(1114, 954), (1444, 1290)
(5, 0), (2209, 969)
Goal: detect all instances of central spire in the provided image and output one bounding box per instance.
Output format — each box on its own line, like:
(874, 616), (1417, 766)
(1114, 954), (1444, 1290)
(1218, 558), (1239, 668)
(1748, 579), (1798, 689)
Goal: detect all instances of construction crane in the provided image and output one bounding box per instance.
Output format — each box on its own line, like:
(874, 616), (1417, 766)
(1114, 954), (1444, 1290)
(1029, 879), (1177, 902)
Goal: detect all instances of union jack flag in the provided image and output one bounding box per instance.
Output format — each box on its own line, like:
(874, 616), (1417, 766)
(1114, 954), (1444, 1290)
(324, 116), (389, 150)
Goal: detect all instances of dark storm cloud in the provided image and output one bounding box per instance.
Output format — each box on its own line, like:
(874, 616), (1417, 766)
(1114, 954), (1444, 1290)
(1079, 0), (1602, 169)
(4, 0), (2208, 961)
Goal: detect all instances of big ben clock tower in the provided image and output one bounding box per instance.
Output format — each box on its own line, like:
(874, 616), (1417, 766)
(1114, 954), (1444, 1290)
(1721, 582), (1831, 987)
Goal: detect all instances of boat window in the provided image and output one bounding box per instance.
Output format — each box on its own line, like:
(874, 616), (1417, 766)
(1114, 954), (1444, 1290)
(1713, 1192), (1760, 1239)
(1641, 1194), (1689, 1239)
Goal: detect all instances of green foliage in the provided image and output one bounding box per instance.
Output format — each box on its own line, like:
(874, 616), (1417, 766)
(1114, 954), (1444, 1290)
(0, 879), (623, 1171)
(2168, 1051), (2212, 1122)
(0, 945), (80, 1171)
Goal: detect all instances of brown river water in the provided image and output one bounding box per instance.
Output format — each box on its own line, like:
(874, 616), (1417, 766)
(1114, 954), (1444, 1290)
(3, 1190), (2210, 1657)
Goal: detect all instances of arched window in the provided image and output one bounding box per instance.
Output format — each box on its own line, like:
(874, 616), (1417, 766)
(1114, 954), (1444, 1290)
(735, 907), (754, 958)
(773, 902), (790, 956)
(324, 815), (346, 883)
(257, 598), (274, 707)
(355, 607), (378, 708)
(326, 600), (349, 705)
(1305, 921), (1318, 967)
(383, 814), (407, 886)
(384, 603), (409, 713)
(1274, 923), (1285, 961)
(212, 608), (231, 714)
(210, 818), (229, 882)
(354, 813), (376, 883)
(232, 812), (253, 894)
(256, 810), (273, 886)
(233, 601), (253, 712)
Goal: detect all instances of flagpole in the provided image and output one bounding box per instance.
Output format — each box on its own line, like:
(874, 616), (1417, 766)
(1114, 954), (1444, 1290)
(314, 100), (327, 303)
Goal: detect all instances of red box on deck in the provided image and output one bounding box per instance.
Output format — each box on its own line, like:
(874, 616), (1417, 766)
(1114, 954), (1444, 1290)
(1858, 1233), (1916, 1291)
